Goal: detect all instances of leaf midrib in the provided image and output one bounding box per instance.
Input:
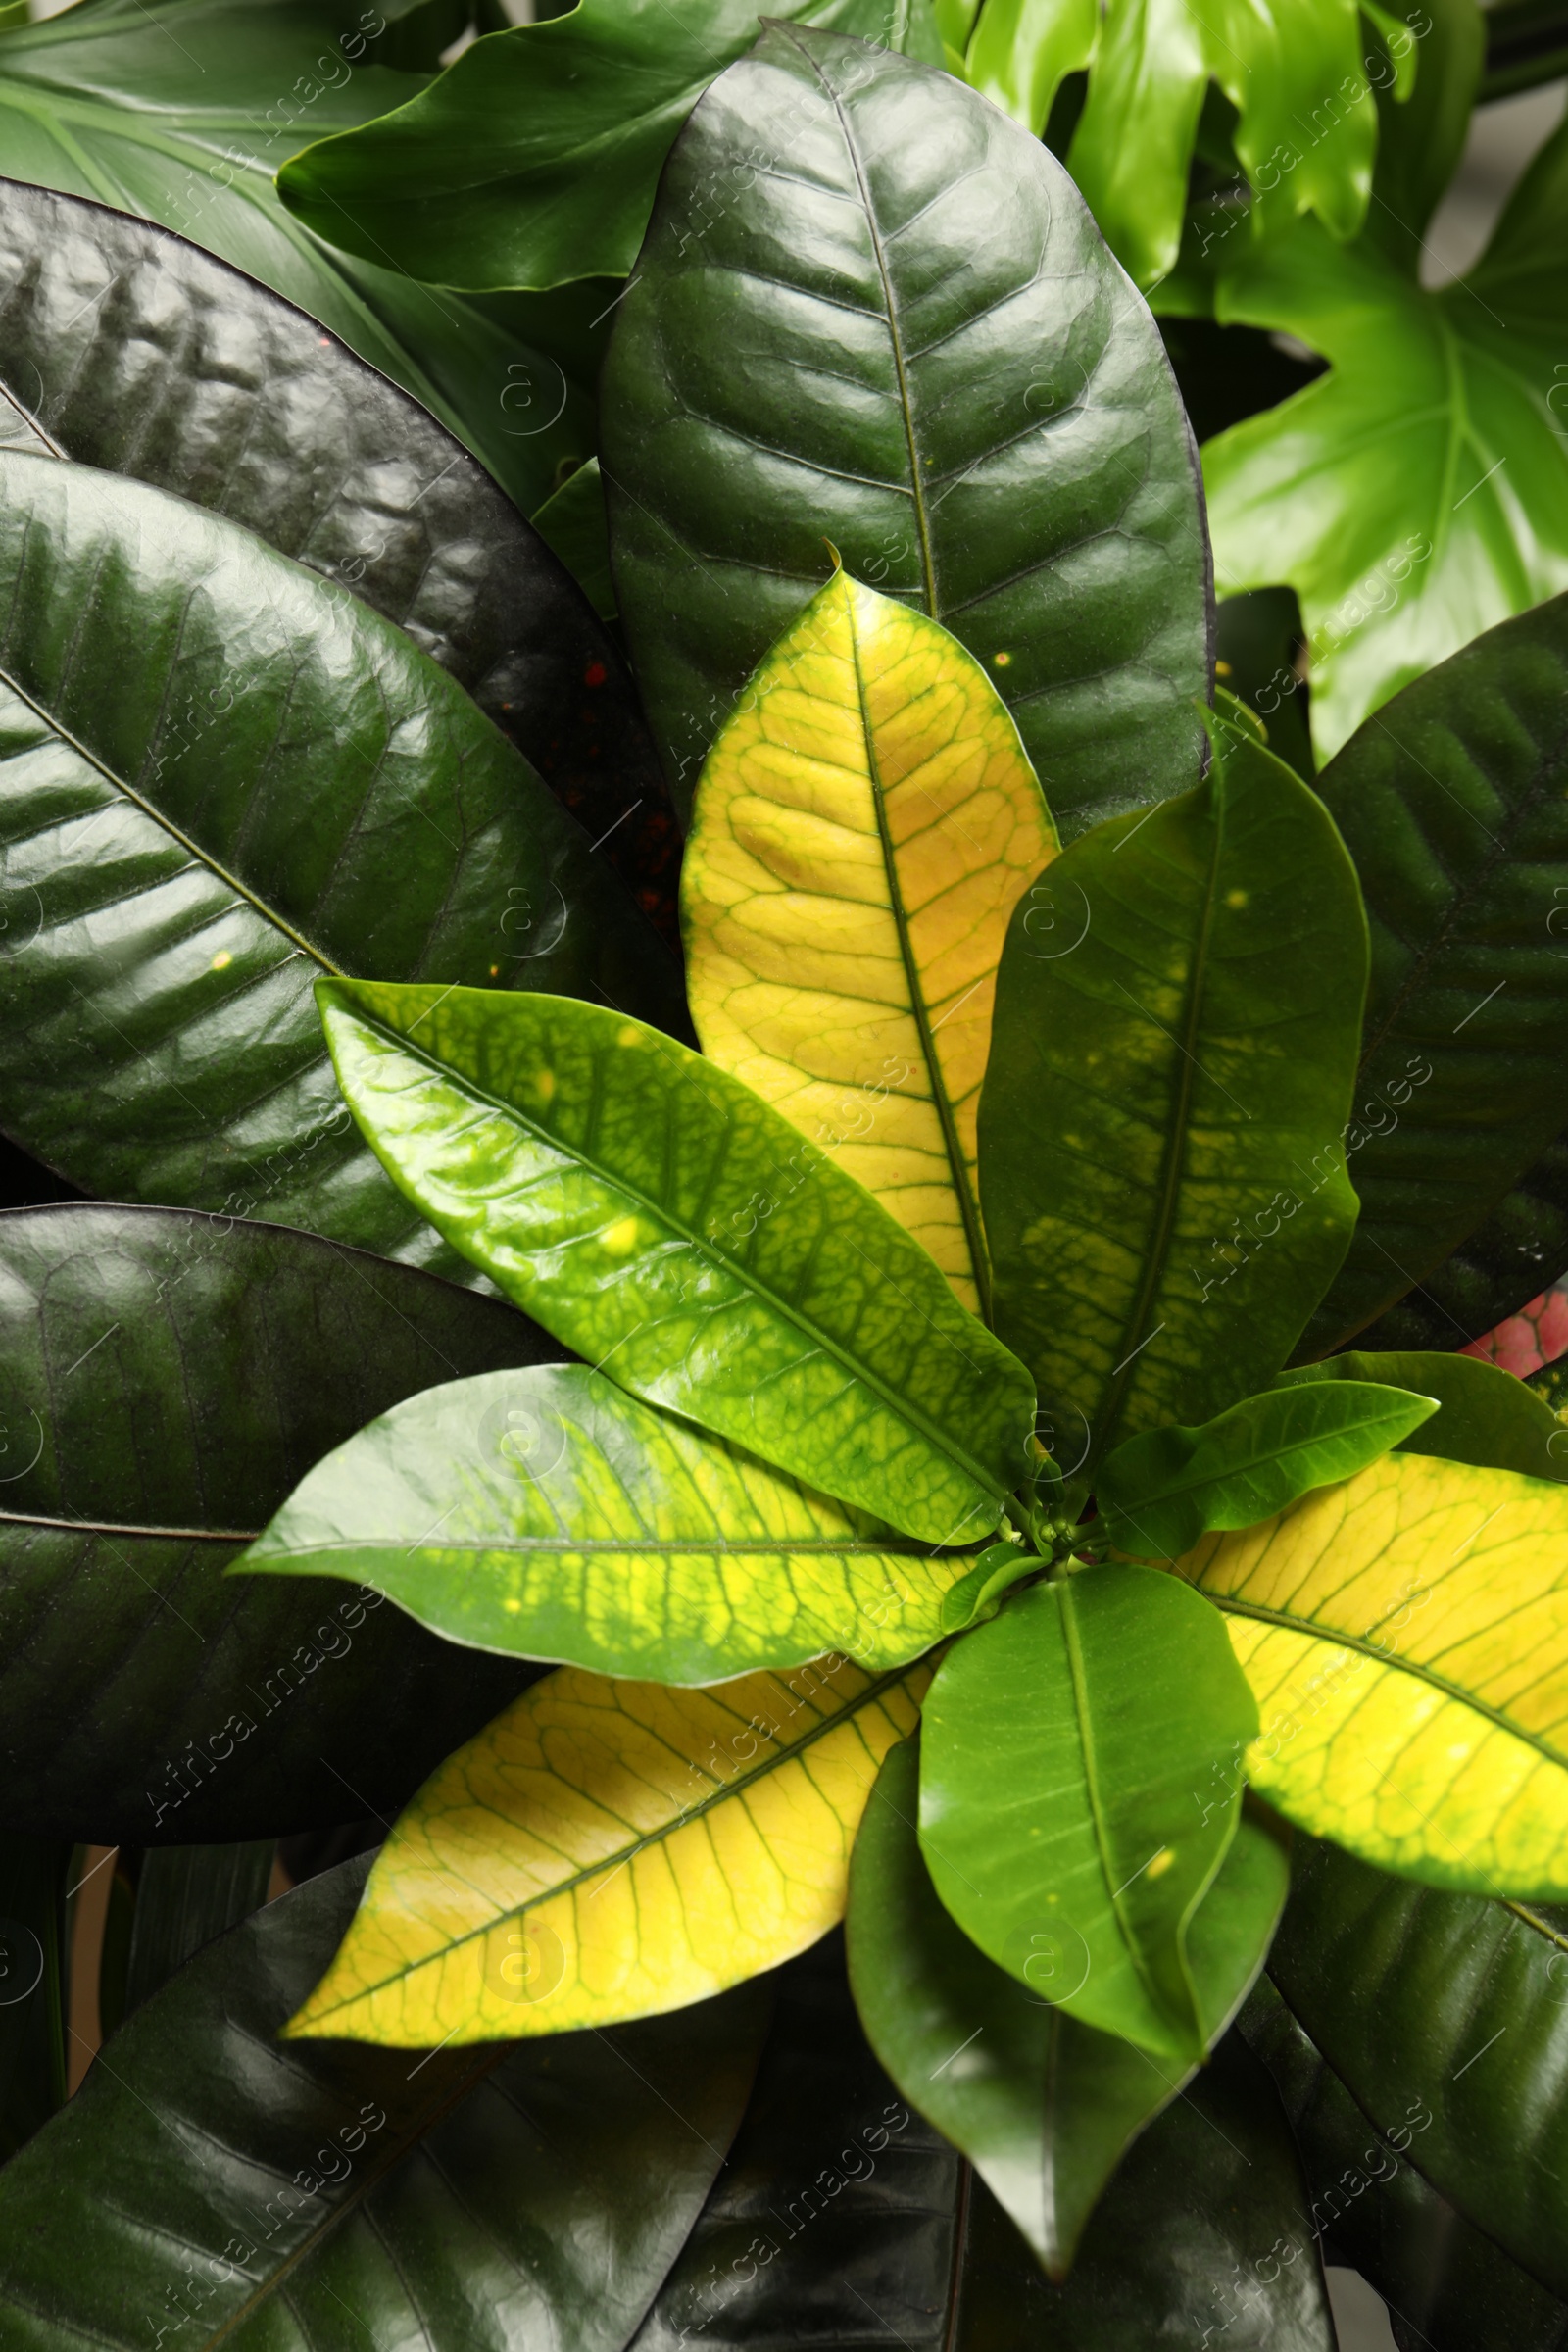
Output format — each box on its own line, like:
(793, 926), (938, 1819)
(0, 660), (343, 975)
(261, 1535), (957, 1558)
(1207, 1588), (1568, 1772)
(0, 1506), (254, 1542)
(303, 1660), (922, 2019)
(352, 1004), (1010, 1514)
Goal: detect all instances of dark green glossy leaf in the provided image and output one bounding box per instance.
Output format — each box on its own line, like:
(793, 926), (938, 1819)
(1296, 596), (1568, 1356)
(0, 1852), (771, 2348)
(0, 1204), (554, 1844)
(1268, 1834), (1568, 2298)
(0, 1836), (67, 2163)
(318, 979), (1035, 1544)
(918, 1568), (1258, 2060)
(1279, 1347), (1568, 1482)
(0, 452), (683, 1270)
(0, 177), (678, 931)
(979, 710), (1367, 1468)
(1352, 1122), (1568, 1353)
(123, 1841), (276, 2014)
(1242, 1973), (1568, 2352)
(0, 0), (592, 518)
(847, 1738), (1289, 2275)
(534, 457), (617, 619)
(238, 1361), (986, 1679)
(634, 1933), (1333, 2347)
(278, 0), (940, 291)
(601, 24), (1209, 832)
(1097, 1381), (1437, 1559)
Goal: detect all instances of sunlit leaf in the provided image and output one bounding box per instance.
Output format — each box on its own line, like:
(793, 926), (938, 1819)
(1175, 1450), (1568, 1895)
(318, 980), (1036, 1543)
(683, 566), (1056, 1315)
(239, 1363), (984, 1681)
(919, 1568), (1258, 2061)
(1279, 1346), (1568, 1483)
(286, 1657), (927, 2044)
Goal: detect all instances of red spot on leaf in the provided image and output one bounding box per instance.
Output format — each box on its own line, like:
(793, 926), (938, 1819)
(583, 662), (607, 688)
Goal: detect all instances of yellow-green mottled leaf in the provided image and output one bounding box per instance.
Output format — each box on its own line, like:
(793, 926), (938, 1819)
(683, 567), (1056, 1316)
(237, 1364), (982, 1682)
(1175, 1450), (1568, 1896)
(286, 1655), (928, 2045)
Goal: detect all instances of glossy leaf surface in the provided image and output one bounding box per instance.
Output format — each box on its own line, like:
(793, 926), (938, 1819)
(0, 1853), (770, 2347)
(633, 1932), (1333, 2347)
(602, 25), (1209, 834)
(0, 177), (676, 923)
(1097, 1380), (1437, 1560)
(1267, 1834), (1568, 2299)
(848, 1737), (1289, 2275)
(1242, 1974), (1568, 2352)
(1291, 597), (1568, 1353)
(0, 453), (682, 1273)
(239, 1363), (981, 1681)
(289, 1655), (927, 2045)
(279, 0), (939, 289)
(532, 456), (617, 620)
(1354, 1125), (1568, 1354)
(1279, 1347), (1568, 1482)
(683, 566), (1056, 1314)
(0, 0), (595, 518)
(919, 1569), (1258, 2060)
(319, 980), (1034, 1543)
(1193, 0), (1568, 760)
(0, 1836), (66, 2164)
(0, 1205), (551, 1843)
(1178, 1450), (1568, 1894)
(979, 710), (1366, 1470)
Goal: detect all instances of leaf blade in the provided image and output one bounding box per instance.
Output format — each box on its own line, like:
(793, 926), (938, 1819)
(318, 979), (1035, 1543)
(683, 565), (1057, 1313)
(286, 1656), (928, 2044)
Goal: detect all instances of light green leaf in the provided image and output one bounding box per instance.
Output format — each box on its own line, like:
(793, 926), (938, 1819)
(978, 709), (1368, 1472)
(0, 0), (590, 514)
(848, 1736), (1290, 2275)
(276, 0), (942, 292)
(238, 1363), (986, 1681)
(317, 980), (1036, 1544)
(918, 1567), (1260, 2061)
(1280, 1347), (1568, 1484)
(1098, 1380), (1438, 1560)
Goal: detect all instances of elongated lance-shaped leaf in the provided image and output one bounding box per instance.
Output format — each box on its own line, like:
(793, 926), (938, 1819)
(318, 980), (1035, 1544)
(286, 1655), (927, 2046)
(0, 452), (684, 1279)
(237, 1364), (987, 1682)
(0, 177), (676, 928)
(0, 1853), (771, 2349)
(683, 566), (1057, 1318)
(122, 1840), (274, 2014)
(918, 1568), (1259, 2061)
(979, 710), (1368, 1473)
(600, 24), (1210, 836)
(1279, 1346), (1568, 1483)
(1292, 596), (1568, 1357)
(1098, 1380), (1439, 1560)
(0, 1205), (551, 1846)
(1266, 1834), (1568, 2303)
(277, 0), (941, 290)
(1175, 1450), (1568, 1896)
(848, 1737), (1289, 2277)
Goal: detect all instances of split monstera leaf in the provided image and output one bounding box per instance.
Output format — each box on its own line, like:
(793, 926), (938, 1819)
(238, 564), (1568, 2276)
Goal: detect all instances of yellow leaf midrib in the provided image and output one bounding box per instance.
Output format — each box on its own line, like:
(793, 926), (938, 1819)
(1207, 1589), (1568, 1773)
(303, 1660), (923, 2017)
(847, 600), (992, 1319)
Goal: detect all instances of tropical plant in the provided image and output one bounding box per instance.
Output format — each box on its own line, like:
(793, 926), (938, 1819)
(3, 4), (1568, 2348)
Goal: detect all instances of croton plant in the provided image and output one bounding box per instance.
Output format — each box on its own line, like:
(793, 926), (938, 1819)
(2, 2), (1568, 2347)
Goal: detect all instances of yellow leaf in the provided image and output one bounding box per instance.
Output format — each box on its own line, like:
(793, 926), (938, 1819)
(682, 565), (1057, 1316)
(286, 1654), (928, 2046)
(1174, 1451), (1568, 1897)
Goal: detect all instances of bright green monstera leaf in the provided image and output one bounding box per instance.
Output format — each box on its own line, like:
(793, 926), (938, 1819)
(276, 0), (941, 290)
(1182, 0), (1568, 761)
